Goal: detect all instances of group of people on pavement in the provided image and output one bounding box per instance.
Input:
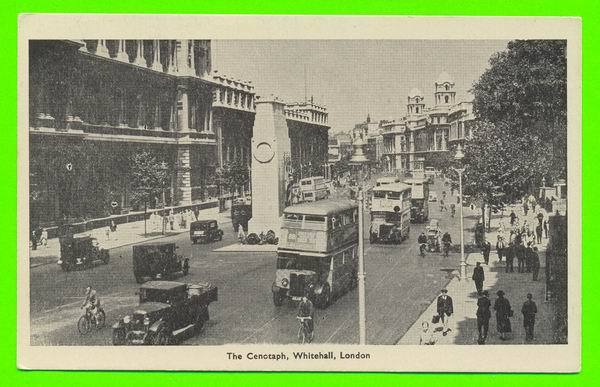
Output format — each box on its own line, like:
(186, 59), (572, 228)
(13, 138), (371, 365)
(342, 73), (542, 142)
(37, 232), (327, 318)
(420, 287), (539, 345)
(148, 208), (200, 232)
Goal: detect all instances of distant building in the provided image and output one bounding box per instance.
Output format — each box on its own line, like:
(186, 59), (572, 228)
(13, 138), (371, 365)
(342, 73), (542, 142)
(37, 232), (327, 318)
(380, 71), (475, 172)
(352, 114), (384, 167)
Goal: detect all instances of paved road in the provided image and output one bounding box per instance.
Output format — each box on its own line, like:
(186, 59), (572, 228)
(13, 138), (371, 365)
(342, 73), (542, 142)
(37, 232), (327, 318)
(29, 179), (463, 345)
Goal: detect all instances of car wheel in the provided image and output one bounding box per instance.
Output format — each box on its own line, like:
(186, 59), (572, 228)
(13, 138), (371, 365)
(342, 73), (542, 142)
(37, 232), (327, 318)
(272, 290), (284, 307)
(153, 328), (171, 345)
(112, 329), (126, 345)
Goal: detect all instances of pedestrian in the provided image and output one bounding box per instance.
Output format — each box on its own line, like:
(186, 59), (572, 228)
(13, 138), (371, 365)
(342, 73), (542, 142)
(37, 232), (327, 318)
(494, 290), (513, 340)
(523, 201), (529, 216)
(436, 289), (454, 336)
(498, 221), (506, 239)
(110, 220), (117, 233)
(31, 229), (37, 250)
(521, 293), (538, 342)
(476, 290), (491, 344)
(531, 247), (541, 281)
(439, 198), (446, 212)
(496, 235), (505, 263)
(543, 219), (549, 239)
(193, 208), (200, 221)
(472, 261), (485, 295)
(482, 240), (491, 265)
(516, 241), (526, 273)
(505, 243), (515, 273)
(40, 228), (48, 248)
(168, 210), (175, 231)
(535, 223), (543, 244)
(419, 321), (437, 345)
(537, 211), (544, 225)
(510, 210), (517, 226)
(525, 242), (534, 273)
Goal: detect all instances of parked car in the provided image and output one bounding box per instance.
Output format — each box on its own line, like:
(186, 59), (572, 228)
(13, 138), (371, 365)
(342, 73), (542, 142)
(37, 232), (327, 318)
(57, 235), (109, 271)
(112, 280), (218, 345)
(132, 243), (189, 284)
(189, 220), (223, 244)
(425, 219), (442, 252)
(428, 192), (438, 202)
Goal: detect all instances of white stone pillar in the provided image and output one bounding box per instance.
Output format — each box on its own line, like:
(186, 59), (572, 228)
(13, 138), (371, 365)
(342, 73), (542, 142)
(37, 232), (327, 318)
(167, 40), (177, 75)
(151, 40), (163, 72)
(189, 40), (196, 76)
(176, 85), (189, 132)
(96, 39), (109, 58)
(433, 130), (438, 151)
(176, 145), (192, 205)
(116, 39), (128, 62)
(134, 40), (146, 67)
(248, 97), (291, 235)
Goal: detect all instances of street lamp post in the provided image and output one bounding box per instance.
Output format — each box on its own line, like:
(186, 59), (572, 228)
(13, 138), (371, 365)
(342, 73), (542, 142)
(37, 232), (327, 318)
(453, 144), (466, 280)
(357, 186), (367, 345)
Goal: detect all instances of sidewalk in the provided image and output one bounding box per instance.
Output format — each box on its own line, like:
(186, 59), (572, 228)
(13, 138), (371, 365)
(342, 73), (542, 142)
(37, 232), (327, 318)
(29, 212), (232, 268)
(398, 203), (559, 345)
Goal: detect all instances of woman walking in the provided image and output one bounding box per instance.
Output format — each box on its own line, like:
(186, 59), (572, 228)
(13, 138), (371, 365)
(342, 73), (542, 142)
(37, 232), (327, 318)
(494, 290), (513, 340)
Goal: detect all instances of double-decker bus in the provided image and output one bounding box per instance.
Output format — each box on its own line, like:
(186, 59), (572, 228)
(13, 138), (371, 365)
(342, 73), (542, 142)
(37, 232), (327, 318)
(369, 182), (412, 244)
(299, 176), (329, 202)
(273, 199), (358, 308)
(404, 177), (430, 223)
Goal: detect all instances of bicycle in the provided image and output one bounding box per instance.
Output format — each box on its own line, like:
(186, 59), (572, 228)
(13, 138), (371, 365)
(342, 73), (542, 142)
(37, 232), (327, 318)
(78, 305), (106, 335)
(297, 316), (314, 344)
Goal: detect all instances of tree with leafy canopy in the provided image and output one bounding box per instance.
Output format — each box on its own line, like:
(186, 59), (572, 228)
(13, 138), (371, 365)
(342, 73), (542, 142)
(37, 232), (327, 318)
(470, 39), (566, 182)
(216, 159), (250, 198)
(463, 39), (566, 231)
(129, 151), (171, 235)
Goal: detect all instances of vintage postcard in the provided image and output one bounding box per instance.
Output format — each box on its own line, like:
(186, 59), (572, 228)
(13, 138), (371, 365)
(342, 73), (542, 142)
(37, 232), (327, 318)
(17, 14), (581, 372)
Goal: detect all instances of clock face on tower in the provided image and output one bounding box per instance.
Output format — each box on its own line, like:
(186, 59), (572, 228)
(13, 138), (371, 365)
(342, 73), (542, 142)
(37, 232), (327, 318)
(253, 141), (275, 163)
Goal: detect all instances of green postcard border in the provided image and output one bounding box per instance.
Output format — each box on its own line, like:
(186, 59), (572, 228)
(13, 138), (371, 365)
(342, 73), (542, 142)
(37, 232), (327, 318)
(3, 0), (594, 385)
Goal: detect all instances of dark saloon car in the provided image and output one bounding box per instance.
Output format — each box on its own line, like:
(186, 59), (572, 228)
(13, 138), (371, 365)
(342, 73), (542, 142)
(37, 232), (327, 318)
(189, 219), (223, 244)
(132, 243), (189, 284)
(57, 235), (109, 271)
(112, 280), (218, 345)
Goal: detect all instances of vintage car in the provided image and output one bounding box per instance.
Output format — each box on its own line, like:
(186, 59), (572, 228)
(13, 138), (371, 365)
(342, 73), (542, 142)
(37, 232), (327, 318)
(189, 220), (223, 244)
(425, 219), (442, 252)
(132, 243), (189, 284)
(57, 235), (109, 271)
(112, 280), (218, 345)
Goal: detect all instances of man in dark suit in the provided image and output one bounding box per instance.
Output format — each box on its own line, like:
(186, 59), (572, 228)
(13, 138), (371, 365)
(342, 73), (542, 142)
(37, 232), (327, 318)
(476, 290), (491, 344)
(472, 261), (485, 295)
(521, 293), (538, 341)
(505, 243), (515, 273)
(437, 289), (454, 336)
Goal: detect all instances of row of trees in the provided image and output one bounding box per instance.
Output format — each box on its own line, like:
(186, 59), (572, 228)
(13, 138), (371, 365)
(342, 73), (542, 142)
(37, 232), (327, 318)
(461, 40), (567, 228)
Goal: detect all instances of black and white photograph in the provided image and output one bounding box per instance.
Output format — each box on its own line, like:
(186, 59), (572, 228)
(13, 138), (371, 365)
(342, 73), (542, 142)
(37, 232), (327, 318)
(18, 15), (581, 372)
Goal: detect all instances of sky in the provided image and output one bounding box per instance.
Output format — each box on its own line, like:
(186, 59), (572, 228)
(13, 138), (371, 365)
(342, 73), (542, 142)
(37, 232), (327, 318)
(213, 40), (509, 133)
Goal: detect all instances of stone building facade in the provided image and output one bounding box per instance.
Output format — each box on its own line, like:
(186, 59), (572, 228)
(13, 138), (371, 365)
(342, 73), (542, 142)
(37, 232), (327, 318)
(28, 40), (328, 225)
(380, 71), (475, 173)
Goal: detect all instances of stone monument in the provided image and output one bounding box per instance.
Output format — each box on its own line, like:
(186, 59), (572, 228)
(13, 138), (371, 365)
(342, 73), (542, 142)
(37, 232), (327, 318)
(248, 96), (291, 235)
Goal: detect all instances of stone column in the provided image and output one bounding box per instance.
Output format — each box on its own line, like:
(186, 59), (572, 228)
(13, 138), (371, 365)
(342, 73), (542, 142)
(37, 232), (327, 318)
(175, 145), (192, 205)
(189, 40), (196, 76)
(433, 130), (438, 151)
(176, 84), (189, 132)
(151, 40), (162, 72)
(116, 40), (128, 62)
(136, 94), (145, 129)
(134, 40), (146, 67)
(248, 97), (291, 235)
(167, 40), (177, 75)
(442, 129), (447, 150)
(117, 90), (127, 128)
(153, 94), (161, 130)
(96, 39), (109, 58)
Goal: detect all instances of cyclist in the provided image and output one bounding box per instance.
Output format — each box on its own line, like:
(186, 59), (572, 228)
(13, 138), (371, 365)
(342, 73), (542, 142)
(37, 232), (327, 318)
(81, 286), (101, 326)
(297, 294), (315, 342)
(442, 232), (453, 257)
